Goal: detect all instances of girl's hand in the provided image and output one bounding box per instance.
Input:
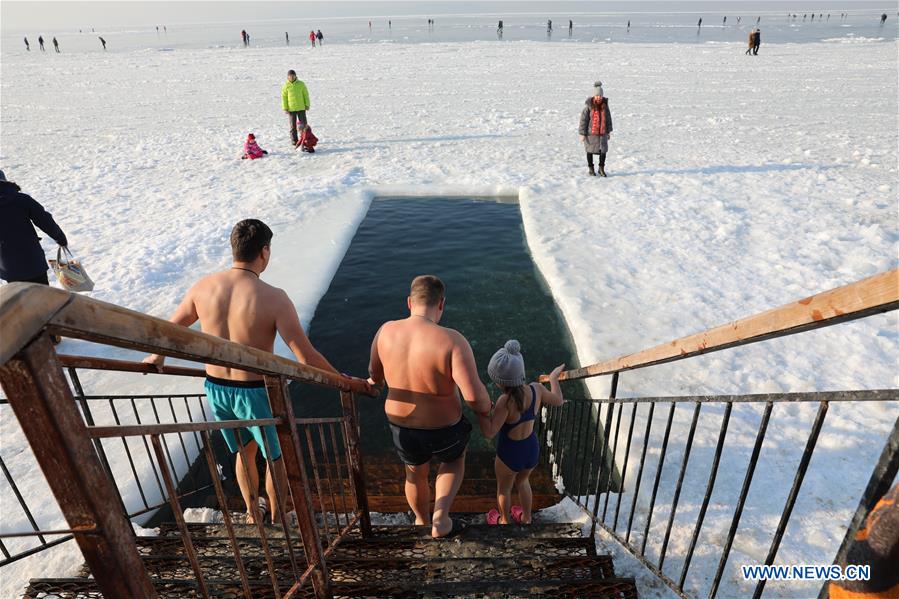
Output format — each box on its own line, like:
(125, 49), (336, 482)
(549, 364), (566, 381)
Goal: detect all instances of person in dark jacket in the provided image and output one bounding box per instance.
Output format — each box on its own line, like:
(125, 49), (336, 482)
(0, 170), (68, 284)
(578, 82), (613, 177)
(52, 37), (60, 53)
(38, 35), (45, 51)
(24, 37), (30, 51)
(753, 28), (761, 54)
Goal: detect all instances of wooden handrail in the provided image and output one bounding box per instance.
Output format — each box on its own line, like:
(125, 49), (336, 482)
(541, 268), (899, 382)
(0, 283), (375, 396)
(58, 355), (207, 378)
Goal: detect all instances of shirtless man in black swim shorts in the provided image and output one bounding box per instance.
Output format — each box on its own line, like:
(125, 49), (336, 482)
(368, 275), (491, 538)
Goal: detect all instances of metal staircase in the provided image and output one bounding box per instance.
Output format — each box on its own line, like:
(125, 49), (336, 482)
(24, 520), (638, 598)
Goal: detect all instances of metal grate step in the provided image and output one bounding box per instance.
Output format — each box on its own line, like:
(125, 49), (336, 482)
(137, 533), (598, 560)
(24, 522), (637, 599)
(24, 576), (639, 598)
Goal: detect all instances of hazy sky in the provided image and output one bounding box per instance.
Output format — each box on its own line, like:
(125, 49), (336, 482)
(3, 1), (893, 32)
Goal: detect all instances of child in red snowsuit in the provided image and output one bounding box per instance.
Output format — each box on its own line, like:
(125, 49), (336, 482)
(242, 133), (268, 160)
(297, 125), (318, 153)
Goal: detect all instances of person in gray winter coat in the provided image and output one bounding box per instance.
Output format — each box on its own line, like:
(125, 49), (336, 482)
(578, 82), (613, 176)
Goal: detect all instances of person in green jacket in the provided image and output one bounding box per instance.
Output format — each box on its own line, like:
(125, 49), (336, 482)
(282, 70), (311, 147)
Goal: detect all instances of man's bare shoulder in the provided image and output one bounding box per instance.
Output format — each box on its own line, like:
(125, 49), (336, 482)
(190, 271), (227, 292)
(256, 278), (289, 297)
(440, 326), (471, 347)
(376, 319), (403, 336)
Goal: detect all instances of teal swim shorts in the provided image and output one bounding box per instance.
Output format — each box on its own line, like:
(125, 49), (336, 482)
(204, 376), (282, 460)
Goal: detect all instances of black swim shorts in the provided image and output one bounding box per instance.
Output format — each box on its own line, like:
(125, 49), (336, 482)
(388, 417), (472, 466)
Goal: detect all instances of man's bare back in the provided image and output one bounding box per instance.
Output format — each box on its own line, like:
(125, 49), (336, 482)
(145, 269), (336, 379)
(373, 315), (476, 428)
(190, 270), (288, 380)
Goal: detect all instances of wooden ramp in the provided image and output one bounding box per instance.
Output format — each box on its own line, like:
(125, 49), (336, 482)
(360, 451), (563, 513)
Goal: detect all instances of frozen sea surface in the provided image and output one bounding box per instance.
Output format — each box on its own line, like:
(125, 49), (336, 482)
(2, 1), (897, 53)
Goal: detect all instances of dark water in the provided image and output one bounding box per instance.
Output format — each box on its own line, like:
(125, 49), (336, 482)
(295, 196), (589, 456)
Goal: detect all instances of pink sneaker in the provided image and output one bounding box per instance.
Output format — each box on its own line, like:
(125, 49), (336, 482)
(486, 508), (501, 525)
(510, 505), (524, 524)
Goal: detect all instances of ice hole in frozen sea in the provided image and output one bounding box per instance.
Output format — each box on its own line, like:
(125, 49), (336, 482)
(152, 194), (620, 522)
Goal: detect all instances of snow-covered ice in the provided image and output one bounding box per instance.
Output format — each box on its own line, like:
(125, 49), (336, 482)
(1, 33), (897, 599)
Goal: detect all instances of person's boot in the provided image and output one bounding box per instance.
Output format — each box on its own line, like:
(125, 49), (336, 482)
(588, 165), (596, 176)
(599, 153), (607, 177)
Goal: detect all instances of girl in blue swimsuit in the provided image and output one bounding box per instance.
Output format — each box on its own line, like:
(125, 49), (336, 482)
(482, 340), (565, 525)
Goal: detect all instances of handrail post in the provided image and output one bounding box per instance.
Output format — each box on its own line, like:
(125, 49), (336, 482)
(264, 375), (331, 598)
(340, 390), (372, 537)
(0, 334), (157, 598)
(590, 371), (619, 539)
(67, 367), (129, 516)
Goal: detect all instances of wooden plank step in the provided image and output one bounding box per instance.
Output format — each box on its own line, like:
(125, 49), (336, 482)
(364, 494), (561, 512)
(155, 521), (584, 541)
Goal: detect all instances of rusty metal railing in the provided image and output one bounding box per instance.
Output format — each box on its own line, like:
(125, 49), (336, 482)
(0, 384), (210, 567)
(0, 282), (376, 598)
(537, 269), (898, 599)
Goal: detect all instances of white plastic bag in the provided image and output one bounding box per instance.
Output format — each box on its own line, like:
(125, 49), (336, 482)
(49, 246), (94, 292)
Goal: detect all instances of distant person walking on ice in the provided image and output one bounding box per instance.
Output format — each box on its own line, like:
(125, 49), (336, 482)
(282, 69), (310, 147)
(579, 82), (613, 177)
(309, 30), (316, 47)
(481, 342), (565, 526)
(38, 36), (45, 51)
(24, 37), (30, 51)
(0, 170), (69, 286)
(52, 37), (59, 52)
(99, 36), (106, 50)
(497, 20), (503, 38)
(285, 31), (289, 45)
(241, 29), (248, 47)
(144, 219), (341, 526)
(881, 13), (888, 24)
(316, 29), (324, 45)
(753, 28), (761, 55)
(697, 17), (702, 30)
(746, 29), (756, 55)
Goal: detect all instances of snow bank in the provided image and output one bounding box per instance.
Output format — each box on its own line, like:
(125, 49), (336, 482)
(1, 38), (896, 597)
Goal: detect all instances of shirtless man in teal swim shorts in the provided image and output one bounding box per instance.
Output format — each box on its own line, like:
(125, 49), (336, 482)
(368, 275), (491, 538)
(144, 219), (338, 524)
